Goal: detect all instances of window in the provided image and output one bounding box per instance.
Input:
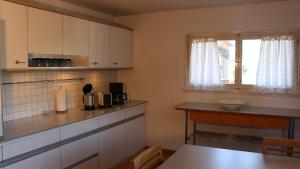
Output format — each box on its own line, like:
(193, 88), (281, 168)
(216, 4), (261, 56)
(241, 39), (261, 85)
(187, 33), (299, 94)
(217, 40), (236, 84)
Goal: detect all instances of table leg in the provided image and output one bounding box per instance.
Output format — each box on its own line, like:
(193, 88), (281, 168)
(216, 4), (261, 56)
(288, 119), (295, 139)
(193, 121), (196, 145)
(185, 111), (188, 144)
(287, 119), (295, 156)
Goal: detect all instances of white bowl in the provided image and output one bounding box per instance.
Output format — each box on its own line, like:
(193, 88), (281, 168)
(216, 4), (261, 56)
(220, 100), (244, 110)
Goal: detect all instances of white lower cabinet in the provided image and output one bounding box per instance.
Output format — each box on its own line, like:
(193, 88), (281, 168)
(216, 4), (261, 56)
(61, 134), (98, 168)
(1, 104), (146, 169)
(72, 156), (98, 169)
(2, 129), (60, 160)
(126, 116), (146, 157)
(99, 124), (126, 169)
(4, 148), (61, 169)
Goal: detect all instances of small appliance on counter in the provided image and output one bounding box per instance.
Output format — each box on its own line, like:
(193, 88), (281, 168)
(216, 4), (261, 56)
(96, 92), (112, 108)
(82, 84), (95, 110)
(109, 82), (128, 105)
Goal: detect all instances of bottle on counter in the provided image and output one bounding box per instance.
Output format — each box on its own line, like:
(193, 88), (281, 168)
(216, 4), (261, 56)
(56, 86), (67, 113)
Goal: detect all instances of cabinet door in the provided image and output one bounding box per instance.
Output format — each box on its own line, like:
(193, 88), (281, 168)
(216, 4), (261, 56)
(4, 148), (61, 169)
(28, 7), (62, 55)
(73, 156), (98, 169)
(126, 116), (146, 157)
(110, 27), (132, 68)
(60, 118), (98, 140)
(99, 124), (126, 169)
(61, 134), (98, 168)
(0, 1), (27, 68)
(63, 15), (89, 56)
(89, 21), (110, 68)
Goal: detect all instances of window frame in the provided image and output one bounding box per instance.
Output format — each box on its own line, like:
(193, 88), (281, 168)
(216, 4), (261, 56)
(186, 31), (299, 93)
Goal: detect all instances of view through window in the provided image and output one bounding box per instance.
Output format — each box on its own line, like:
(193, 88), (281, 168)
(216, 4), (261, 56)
(217, 40), (236, 84)
(217, 39), (262, 86)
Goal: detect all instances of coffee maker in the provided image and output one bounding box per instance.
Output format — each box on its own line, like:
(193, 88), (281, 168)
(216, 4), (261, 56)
(109, 82), (128, 105)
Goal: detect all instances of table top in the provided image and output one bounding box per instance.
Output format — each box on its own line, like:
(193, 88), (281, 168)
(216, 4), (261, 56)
(158, 145), (300, 169)
(176, 102), (300, 119)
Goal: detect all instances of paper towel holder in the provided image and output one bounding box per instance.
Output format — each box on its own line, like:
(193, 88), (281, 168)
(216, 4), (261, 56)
(56, 86), (68, 113)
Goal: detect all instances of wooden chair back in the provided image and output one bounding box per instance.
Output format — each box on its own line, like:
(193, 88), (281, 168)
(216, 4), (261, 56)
(262, 137), (300, 157)
(130, 145), (164, 169)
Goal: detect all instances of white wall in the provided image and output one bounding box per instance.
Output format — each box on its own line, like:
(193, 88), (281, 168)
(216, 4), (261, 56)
(116, 0), (300, 150)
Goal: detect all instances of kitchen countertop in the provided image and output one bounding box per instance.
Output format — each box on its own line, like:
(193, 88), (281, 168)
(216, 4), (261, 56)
(1, 100), (147, 143)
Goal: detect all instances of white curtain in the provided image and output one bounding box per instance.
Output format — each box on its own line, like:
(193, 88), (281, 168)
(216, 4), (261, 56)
(187, 39), (222, 90)
(256, 36), (298, 94)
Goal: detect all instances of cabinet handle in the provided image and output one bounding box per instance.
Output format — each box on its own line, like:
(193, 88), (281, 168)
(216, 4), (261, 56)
(113, 62), (118, 65)
(15, 60), (26, 64)
(93, 62), (98, 65)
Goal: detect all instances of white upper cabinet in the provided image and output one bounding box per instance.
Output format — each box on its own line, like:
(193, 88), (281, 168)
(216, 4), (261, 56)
(63, 15), (89, 56)
(110, 27), (133, 68)
(0, 1), (28, 68)
(28, 7), (63, 55)
(0, 1), (133, 69)
(89, 21), (110, 68)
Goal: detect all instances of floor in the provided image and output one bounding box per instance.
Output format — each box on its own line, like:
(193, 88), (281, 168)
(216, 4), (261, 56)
(192, 131), (262, 152)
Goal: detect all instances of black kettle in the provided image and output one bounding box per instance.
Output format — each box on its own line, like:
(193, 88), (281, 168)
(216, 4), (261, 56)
(82, 84), (95, 110)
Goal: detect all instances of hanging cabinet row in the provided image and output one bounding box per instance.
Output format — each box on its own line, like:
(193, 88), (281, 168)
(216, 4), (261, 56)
(0, 0), (133, 69)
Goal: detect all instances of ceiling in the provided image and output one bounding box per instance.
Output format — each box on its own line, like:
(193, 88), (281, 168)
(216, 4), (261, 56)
(61, 0), (286, 16)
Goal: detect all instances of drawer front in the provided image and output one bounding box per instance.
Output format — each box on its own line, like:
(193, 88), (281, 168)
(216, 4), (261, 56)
(98, 110), (126, 128)
(60, 118), (98, 140)
(190, 111), (219, 123)
(61, 134), (98, 168)
(73, 155), (98, 169)
(3, 129), (60, 160)
(252, 116), (289, 129)
(126, 104), (146, 118)
(220, 113), (252, 127)
(4, 148), (61, 169)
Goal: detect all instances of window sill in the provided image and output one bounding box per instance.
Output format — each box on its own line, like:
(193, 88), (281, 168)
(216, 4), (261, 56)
(183, 87), (300, 98)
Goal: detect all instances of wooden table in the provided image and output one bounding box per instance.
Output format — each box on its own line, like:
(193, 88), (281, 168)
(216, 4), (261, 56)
(158, 145), (300, 169)
(176, 103), (300, 144)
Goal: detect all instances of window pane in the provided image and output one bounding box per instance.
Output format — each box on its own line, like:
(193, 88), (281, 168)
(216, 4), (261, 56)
(217, 40), (236, 84)
(242, 39), (261, 85)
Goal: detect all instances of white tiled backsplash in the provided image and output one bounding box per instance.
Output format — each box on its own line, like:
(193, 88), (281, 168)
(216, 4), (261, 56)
(1, 70), (117, 121)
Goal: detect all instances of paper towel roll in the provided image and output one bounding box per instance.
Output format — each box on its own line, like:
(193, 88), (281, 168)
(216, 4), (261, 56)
(56, 86), (67, 112)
